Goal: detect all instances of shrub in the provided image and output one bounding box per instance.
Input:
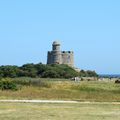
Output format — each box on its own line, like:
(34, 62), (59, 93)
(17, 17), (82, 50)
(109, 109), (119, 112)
(0, 78), (19, 90)
(0, 63), (98, 78)
(79, 70), (98, 77)
(42, 70), (60, 78)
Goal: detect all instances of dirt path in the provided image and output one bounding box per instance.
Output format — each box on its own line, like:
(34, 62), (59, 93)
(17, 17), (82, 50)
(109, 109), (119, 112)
(0, 100), (120, 104)
(0, 100), (78, 103)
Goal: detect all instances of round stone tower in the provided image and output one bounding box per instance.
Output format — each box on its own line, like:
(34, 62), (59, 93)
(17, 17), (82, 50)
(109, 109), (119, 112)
(52, 41), (62, 64)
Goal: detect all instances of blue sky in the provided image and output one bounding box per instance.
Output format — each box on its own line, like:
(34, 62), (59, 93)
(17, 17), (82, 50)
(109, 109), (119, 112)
(0, 0), (120, 74)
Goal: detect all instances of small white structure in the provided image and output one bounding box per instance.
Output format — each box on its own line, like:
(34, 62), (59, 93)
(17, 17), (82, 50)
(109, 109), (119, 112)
(71, 77), (81, 82)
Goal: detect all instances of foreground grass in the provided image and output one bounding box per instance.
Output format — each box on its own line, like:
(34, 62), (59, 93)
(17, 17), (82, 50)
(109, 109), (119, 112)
(0, 78), (120, 101)
(0, 102), (120, 120)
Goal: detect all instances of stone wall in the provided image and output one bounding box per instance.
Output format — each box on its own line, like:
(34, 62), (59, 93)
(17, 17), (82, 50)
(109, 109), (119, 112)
(61, 51), (74, 67)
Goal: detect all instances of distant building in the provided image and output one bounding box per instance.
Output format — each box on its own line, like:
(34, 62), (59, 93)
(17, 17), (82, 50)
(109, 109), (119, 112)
(47, 41), (74, 67)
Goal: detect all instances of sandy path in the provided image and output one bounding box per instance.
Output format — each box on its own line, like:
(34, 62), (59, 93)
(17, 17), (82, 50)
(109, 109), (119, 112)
(0, 100), (78, 103)
(0, 100), (120, 104)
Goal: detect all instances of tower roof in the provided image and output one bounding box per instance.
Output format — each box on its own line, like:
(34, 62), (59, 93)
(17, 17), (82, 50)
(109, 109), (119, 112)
(53, 41), (60, 45)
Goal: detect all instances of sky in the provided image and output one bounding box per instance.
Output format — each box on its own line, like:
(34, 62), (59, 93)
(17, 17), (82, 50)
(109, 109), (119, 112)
(0, 0), (120, 74)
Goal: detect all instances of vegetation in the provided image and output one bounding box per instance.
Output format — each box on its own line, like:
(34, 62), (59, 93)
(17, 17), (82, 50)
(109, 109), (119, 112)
(79, 69), (98, 77)
(0, 63), (98, 78)
(0, 78), (19, 91)
(0, 102), (120, 120)
(0, 78), (120, 102)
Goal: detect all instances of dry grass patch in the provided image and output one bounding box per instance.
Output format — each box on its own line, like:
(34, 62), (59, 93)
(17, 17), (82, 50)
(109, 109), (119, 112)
(0, 79), (120, 101)
(0, 102), (120, 120)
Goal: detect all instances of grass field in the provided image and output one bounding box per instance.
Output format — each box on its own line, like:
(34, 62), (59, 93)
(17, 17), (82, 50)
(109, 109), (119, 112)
(0, 78), (120, 120)
(0, 102), (120, 120)
(0, 78), (120, 102)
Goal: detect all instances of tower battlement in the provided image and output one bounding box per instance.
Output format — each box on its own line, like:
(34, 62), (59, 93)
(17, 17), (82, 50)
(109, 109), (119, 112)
(62, 51), (73, 54)
(47, 41), (74, 67)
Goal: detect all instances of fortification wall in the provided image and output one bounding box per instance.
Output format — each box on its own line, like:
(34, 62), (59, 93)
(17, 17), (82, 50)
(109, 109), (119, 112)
(47, 51), (62, 64)
(47, 41), (74, 67)
(61, 51), (74, 67)
(52, 51), (62, 64)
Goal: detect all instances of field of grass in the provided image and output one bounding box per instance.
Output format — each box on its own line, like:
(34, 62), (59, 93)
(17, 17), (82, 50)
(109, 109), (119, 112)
(0, 78), (120, 102)
(0, 102), (120, 120)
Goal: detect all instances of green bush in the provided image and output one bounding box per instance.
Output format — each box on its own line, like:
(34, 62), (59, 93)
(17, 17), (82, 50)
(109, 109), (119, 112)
(0, 63), (98, 78)
(0, 79), (19, 90)
(79, 70), (98, 77)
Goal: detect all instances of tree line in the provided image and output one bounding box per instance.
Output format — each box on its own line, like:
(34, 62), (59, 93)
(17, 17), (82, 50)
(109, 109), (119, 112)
(0, 63), (98, 78)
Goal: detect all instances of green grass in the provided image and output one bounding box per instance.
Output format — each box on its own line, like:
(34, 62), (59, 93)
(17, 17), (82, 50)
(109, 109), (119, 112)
(0, 102), (120, 120)
(0, 78), (120, 101)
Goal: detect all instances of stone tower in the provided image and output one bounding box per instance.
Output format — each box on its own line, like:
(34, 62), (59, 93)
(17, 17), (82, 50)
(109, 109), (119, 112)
(51, 41), (61, 64)
(47, 41), (74, 67)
